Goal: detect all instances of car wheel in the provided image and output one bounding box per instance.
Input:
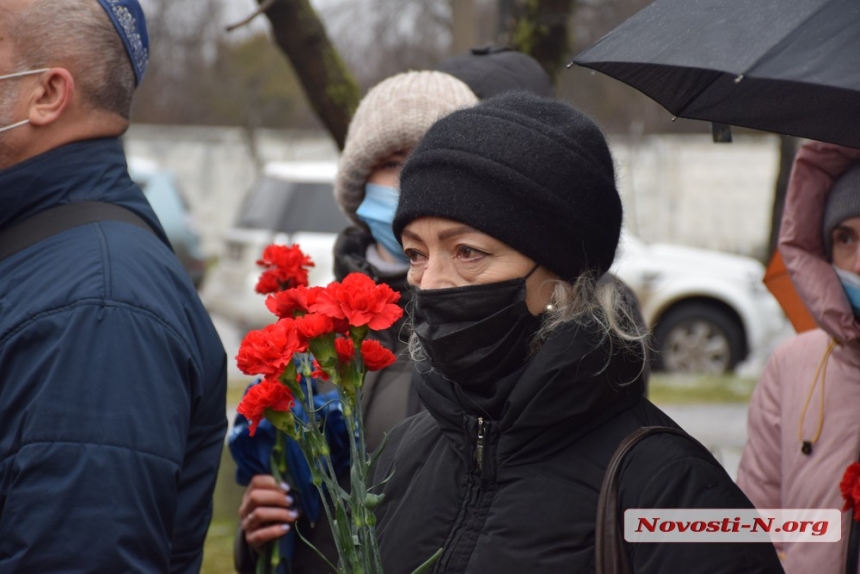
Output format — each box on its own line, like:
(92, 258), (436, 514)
(652, 303), (745, 374)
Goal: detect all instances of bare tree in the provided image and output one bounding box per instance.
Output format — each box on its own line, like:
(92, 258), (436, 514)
(242, 0), (360, 150)
(229, 0), (498, 147)
(318, 0), (452, 86)
(133, 0), (227, 123)
(768, 136), (800, 258)
(508, 0), (575, 83)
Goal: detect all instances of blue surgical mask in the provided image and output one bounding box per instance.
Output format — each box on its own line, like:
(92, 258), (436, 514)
(0, 68), (48, 133)
(834, 266), (860, 316)
(356, 183), (409, 264)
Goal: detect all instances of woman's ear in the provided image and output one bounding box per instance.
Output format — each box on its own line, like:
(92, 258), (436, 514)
(526, 266), (559, 315)
(27, 68), (74, 127)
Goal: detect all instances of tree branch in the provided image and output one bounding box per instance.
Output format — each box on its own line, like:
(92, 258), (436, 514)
(225, 0), (276, 33)
(510, 0), (574, 83)
(258, 0), (359, 149)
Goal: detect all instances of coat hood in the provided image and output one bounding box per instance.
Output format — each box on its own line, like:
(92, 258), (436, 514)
(780, 141), (860, 343)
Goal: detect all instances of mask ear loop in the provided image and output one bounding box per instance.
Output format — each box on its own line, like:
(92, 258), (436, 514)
(524, 263), (559, 316)
(0, 119), (29, 134)
(0, 68), (50, 81)
(524, 262), (540, 280)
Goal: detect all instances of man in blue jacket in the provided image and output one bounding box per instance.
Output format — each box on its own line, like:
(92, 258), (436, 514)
(0, 1), (227, 572)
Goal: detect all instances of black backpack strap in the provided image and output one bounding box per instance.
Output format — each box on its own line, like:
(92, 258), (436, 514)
(0, 201), (154, 262)
(595, 425), (713, 574)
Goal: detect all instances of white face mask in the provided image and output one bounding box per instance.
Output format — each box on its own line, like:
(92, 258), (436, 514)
(0, 68), (48, 133)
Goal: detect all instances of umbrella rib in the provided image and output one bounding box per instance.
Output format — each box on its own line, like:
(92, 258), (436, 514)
(741, 0), (833, 78)
(675, 0), (834, 117)
(674, 71), (724, 117)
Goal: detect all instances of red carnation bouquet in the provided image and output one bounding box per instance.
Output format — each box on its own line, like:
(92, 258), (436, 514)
(235, 244), (439, 573)
(840, 462), (860, 522)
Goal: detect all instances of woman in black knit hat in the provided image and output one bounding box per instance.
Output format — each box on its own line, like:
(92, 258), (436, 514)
(231, 70), (477, 574)
(370, 92), (784, 573)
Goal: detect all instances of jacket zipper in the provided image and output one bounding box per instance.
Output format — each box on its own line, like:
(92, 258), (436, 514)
(438, 418), (488, 572)
(476, 417), (485, 472)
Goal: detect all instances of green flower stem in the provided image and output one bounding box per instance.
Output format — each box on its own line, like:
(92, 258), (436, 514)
(254, 543), (275, 574)
(410, 548), (444, 574)
(270, 345), (387, 573)
(300, 370), (351, 565)
(254, 433), (287, 574)
(352, 377), (382, 570)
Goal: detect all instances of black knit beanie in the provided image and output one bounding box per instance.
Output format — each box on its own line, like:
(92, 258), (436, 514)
(823, 162), (860, 258)
(393, 92), (622, 283)
(435, 45), (555, 100)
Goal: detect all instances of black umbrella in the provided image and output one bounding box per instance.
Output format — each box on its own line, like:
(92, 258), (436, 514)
(572, 0), (860, 149)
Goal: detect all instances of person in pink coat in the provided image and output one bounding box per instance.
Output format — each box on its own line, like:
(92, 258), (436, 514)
(738, 140), (860, 574)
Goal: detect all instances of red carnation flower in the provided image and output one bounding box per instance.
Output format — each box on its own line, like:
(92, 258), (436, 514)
(236, 378), (295, 436)
(310, 359), (330, 382)
(295, 313), (336, 342)
(335, 337), (356, 364)
(361, 339), (397, 371)
(311, 273), (402, 330)
(264, 285), (326, 319)
(266, 287), (310, 319)
(255, 244), (314, 294)
(305, 285), (323, 306)
(236, 319), (304, 377)
(841, 462), (860, 521)
(255, 273), (282, 295)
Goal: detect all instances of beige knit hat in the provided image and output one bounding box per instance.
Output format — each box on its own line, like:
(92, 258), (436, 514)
(335, 70), (478, 225)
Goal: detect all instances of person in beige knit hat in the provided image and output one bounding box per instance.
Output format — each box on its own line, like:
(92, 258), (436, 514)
(233, 70), (477, 574)
(335, 70), (478, 263)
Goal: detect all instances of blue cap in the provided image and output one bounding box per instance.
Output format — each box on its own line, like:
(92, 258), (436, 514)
(96, 0), (149, 86)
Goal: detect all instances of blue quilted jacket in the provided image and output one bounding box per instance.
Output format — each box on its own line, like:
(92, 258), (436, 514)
(0, 138), (227, 573)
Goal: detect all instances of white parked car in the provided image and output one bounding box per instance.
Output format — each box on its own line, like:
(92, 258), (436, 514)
(612, 232), (787, 374)
(129, 157), (207, 288)
(200, 161), (345, 330)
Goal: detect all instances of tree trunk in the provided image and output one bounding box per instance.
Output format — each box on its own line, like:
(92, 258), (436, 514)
(259, 0), (360, 150)
(497, 0), (516, 43)
(768, 135), (800, 258)
(451, 0), (476, 55)
(509, 0), (575, 83)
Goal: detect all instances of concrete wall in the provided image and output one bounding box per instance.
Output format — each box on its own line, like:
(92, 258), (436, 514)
(123, 124), (339, 256)
(123, 124), (780, 261)
(613, 134), (780, 259)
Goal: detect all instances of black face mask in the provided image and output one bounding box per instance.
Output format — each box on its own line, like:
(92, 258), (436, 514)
(410, 267), (543, 389)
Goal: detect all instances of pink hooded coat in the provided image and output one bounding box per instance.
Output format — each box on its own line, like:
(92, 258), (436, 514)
(738, 141), (860, 574)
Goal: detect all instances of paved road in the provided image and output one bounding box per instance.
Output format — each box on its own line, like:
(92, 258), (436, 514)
(658, 403), (748, 481)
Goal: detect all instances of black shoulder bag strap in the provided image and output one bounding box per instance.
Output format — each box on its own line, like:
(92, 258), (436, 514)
(0, 201), (155, 262)
(595, 425), (713, 574)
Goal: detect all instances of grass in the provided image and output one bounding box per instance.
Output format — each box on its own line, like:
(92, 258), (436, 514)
(647, 372), (757, 404)
(228, 376), (252, 406)
(201, 371), (758, 572)
(201, 519), (237, 574)
(201, 444), (245, 574)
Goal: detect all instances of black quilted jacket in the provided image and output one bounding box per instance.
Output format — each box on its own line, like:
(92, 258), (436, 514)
(371, 321), (783, 574)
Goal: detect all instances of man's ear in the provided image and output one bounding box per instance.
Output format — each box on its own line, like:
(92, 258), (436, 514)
(27, 68), (74, 127)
